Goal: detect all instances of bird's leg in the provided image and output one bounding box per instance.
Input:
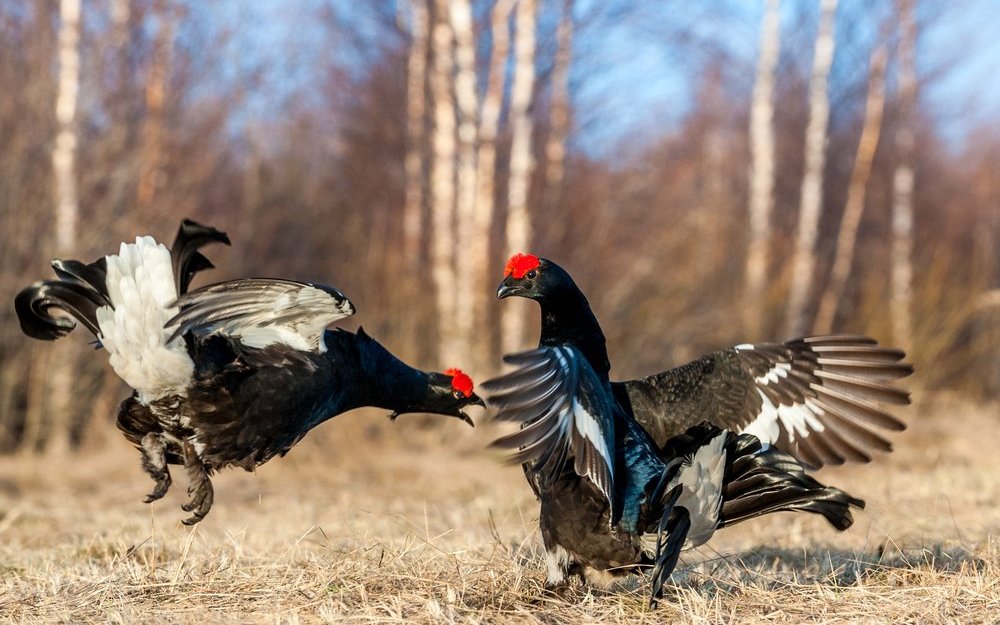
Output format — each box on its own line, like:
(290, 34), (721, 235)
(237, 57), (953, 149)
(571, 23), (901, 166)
(536, 545), (577, 601)
(179, 440), (214, 525)
(140, 432), (172, 503)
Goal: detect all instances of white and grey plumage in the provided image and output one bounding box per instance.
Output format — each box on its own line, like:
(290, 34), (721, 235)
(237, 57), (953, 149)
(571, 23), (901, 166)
(167, 278), (354, 352)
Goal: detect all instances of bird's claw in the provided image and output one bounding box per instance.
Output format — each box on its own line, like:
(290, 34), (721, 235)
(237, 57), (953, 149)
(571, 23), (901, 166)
(179, 441), (214, 525)
(179, 476), (213, 523)
(143, 474), (172, 503)
(139, 432), (172, 504)
(531, 583), (573, 605)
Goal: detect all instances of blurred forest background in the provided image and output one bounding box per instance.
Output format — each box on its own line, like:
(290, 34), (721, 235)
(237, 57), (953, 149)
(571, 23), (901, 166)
(0, 0), (996, 454)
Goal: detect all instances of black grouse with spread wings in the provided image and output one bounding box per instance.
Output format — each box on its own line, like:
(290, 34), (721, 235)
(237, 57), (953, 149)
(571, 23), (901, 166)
(16, 220), (483, 524)
(486, 253), (909, 605)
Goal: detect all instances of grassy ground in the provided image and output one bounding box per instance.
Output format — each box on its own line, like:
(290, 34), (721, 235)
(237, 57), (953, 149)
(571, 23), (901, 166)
(1, 396), (998, 624)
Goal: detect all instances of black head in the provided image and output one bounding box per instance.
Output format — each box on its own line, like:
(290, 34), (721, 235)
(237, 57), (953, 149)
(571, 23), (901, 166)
(388, 368), (484, 426)
(497, 254), (575, 301)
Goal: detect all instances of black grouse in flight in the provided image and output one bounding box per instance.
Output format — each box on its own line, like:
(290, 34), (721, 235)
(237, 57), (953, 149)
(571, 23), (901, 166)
(483, 253), (911, 604)
(15, 220), (483, 524)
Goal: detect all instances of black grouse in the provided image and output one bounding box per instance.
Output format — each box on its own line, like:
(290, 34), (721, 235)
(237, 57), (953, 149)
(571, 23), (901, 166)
(15, 220), (483, 524)
(483, 253), (911, 605)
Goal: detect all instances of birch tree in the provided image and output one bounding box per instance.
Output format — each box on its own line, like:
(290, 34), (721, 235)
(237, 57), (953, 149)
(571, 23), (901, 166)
(403, 0), (429, 265)
(744, 0), (781, 338)
(814, 44), (886, 334)
(450, 0), (480, 360)
(470, 0), (514, 369)
(501, 0), (539, 355)
(40, 0), (83, 454)
(891, 0), (916, 347)
(784, 0), (837, 338)
(429, 0), (461, 365)
(543, 0), (573, 211)
(137, 0), (176, 210)
(52, 0), (81, 257)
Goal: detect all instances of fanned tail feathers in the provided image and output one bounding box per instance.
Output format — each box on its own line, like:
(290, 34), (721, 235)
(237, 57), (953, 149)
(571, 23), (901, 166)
(15, 220), (229, 400)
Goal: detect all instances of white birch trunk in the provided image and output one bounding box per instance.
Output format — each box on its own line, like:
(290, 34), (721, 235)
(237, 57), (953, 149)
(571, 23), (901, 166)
(501, 0), (539, 355)
(472, 0), (515, 369)
(53, 0), (81, 255)
(47, 0), (83, 454)
(814, 45), (886, 334)
(450, 0), (480, 360)
(403, 0), (429, 265)
(429, 0), (461, 365)
(744, 0), (781, 337)
(784, 0), (837, 338)
(891, 0), (916, 347)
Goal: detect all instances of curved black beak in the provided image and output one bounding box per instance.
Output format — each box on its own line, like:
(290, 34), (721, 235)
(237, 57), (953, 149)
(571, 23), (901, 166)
(497, 276), (516, 299)
(456, 393), (486, 427)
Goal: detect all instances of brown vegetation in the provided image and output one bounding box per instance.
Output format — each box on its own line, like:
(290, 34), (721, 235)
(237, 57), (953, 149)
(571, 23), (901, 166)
(0, 401), (997, 623)
(0, 1), (996, 620)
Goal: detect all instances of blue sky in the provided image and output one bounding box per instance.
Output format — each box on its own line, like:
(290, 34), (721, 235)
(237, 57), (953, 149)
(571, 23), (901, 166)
(566, 0), (1000, 155)
(196, 0), (1000, 157)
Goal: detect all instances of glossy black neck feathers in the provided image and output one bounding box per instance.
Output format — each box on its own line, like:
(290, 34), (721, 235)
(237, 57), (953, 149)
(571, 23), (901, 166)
(322, 329), (442, 416)
(537, 265), (611, 380)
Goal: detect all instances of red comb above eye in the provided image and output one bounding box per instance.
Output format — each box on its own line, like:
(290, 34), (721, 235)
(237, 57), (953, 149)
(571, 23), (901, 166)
(445, 368), (474, 398)
(504, 253), (540, 279)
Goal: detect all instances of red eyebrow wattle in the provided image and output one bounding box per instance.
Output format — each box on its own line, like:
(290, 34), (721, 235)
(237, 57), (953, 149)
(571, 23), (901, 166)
(504, 253), (540, 279)
(445, 368), (474, 397)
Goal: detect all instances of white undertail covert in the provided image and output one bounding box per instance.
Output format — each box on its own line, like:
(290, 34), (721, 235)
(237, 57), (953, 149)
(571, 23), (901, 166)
(95, 236), (194, 402)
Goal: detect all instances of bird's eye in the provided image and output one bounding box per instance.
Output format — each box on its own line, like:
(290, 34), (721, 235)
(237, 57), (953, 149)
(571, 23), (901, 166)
(526, 270), (537, 279)
(453, 391), (464, 399)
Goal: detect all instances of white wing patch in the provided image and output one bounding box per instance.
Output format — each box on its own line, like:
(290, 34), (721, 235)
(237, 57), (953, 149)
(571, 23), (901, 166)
(96, 236), (194, 402)
(742, 387), (826, 446)
(551, 347), (614, 473)
(573, 399), (613, 471)
(731, 336), (911, 467)
(756, 361), (792, 386)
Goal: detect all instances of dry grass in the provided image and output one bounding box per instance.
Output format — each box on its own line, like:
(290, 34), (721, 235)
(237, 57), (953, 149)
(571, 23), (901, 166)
(1, 397), (998, 624)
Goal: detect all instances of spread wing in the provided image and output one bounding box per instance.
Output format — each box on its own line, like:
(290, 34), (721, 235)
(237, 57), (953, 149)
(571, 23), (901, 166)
(166, 278), (355, 352)
(483, 346), (617, 514)
(615, 335), (912, 468)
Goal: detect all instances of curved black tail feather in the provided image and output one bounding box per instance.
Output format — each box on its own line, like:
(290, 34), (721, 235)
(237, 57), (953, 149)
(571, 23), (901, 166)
(15, 279), (106, 340)
(171, 219), (230, 295)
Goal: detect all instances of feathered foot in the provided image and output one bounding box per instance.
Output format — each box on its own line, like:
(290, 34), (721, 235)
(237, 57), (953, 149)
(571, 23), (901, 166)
(140, 432), (172, 503)
(531, 581), (575, 605)
(180, 440), (214, 525)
